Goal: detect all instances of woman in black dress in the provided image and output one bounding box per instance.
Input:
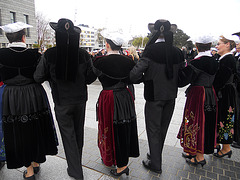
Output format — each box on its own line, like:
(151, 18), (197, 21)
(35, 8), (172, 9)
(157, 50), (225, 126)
(177, 36), (218, 167)
(93, 31), (139, 176)
(213, 35), (237, 158)
(0, 22), (58, 180)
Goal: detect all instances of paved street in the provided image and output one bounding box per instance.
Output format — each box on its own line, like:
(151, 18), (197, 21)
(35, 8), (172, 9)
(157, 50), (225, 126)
(1, 81), (240, 180)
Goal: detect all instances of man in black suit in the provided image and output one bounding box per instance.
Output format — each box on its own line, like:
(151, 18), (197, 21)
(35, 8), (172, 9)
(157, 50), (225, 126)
(130, 19), (184, 173)
(34, 18), (96, 180)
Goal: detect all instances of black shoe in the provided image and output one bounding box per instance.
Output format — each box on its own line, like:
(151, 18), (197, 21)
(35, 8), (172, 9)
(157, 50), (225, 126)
(215, 145), (221, 152)
(186, 157), (206, 167)
(23, 170), (35, 180)
(33, 164), (40, 174)
(110, 167), (129, 176)
(182, 152), (196, 159)
(213, 150), (232, 158)
(142, 159), (162, 174)
(231, 142), (240, 149)
(147, 153), (150, 160)
(0, 162), (5, 170)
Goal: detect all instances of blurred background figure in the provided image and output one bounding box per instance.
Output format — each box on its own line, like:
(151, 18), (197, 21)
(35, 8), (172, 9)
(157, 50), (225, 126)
(211, 47), (220, 60)
(127, 46), (139, 99)
(128, 46), (139, 64)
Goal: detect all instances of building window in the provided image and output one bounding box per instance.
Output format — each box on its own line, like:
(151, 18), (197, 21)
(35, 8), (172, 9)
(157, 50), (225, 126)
(24, 14), (30, 37)
(10, 11), (16, 23)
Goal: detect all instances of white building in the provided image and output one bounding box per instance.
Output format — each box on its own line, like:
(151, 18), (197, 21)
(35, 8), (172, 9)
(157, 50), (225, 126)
(78, 24), (97, 51)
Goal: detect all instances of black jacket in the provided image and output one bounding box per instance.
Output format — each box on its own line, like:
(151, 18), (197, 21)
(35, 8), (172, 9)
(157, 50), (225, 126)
(34, 47), (96, 105)
(130, 42), (184, 101)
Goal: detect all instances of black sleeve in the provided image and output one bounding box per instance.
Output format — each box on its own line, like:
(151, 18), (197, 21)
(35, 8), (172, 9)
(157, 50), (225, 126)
(34, 53), (50, 83)
(129, 57), (149, 83)
(178, 65), (195, 87)
(213, 57), (236, 91)
(85, 53), (97, 84)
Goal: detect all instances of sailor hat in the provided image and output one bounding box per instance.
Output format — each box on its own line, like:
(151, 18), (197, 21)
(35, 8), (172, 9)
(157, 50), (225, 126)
(0, 22), (32, 33)
(100, 30), (124, 46)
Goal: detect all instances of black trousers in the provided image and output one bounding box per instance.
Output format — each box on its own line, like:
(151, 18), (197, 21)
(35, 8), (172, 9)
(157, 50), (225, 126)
(55, 103), (86, 179)
(145, 99), (175, 171)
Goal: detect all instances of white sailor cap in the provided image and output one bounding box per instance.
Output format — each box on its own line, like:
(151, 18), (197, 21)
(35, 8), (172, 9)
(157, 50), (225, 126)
(194, 35), (214, 44)
(220, 34), (239, 42)
(100, 30), (124, 46)
(0, 22), (32, 33)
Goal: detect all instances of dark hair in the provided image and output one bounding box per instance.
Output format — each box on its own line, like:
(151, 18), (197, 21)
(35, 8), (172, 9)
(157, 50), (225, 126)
(195, 43), (212, 52)
(106, 39), (121, 51)
(6, 29), (26, 43)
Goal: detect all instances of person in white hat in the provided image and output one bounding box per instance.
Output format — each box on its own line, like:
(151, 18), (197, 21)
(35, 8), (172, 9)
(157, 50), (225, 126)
(34, 18), (96, 180)
(213, 35), (237, 159)
(130, 19), (184, 174)
(92, 30), (139, 176)
(177, 35), (219, 167)
(0, 22), (58, 179)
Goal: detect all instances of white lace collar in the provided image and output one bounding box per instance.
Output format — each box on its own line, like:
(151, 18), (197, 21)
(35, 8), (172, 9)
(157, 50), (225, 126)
(8, 42), (27, 48)
(219, 52), (233, 61)
(194, 50), (212, 59)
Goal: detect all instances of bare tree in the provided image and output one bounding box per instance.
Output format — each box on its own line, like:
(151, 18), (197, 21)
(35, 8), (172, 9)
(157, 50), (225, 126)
(35, 12), (54, 52)
(96, 28), (105, 48)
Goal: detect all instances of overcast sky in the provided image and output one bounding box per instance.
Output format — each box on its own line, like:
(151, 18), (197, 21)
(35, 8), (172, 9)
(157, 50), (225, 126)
(35, 0), (240, 40)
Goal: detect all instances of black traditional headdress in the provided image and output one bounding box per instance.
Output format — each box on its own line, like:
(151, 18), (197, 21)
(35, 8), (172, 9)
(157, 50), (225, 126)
(232, 31), (240, 37)
(146, 19), (177, 79)
(50, 18), (81, 82)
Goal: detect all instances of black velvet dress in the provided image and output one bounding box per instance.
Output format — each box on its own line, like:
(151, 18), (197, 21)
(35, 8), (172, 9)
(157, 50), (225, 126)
(213, 54), (237, 144)
(93, 54), (139, 167)
(0, 47), (58, 169)
(178, 56), (219, 154)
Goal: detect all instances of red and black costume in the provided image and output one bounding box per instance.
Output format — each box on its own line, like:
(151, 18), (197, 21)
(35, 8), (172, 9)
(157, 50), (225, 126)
(177, 55), (219, 155)
(93, 54), (139, 167)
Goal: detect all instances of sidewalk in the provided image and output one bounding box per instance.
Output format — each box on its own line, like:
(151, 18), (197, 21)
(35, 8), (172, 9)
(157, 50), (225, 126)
(0, 82), (240, 180)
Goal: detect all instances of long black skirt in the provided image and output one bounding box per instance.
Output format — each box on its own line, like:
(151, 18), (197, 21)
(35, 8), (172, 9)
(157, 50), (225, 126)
(2, 83), (58, 169)
(113, 88), (139, 167)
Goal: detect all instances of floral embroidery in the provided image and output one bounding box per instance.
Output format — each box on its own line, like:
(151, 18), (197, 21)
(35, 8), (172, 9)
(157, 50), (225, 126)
(231, 114), (235, 122)
(0, 137), (5, 159)
(224, 133), (229, 140)
(182, 109), (200, 150)
(218, 106), (234, 141)
(220, 122), (224, 128)
(185, 117), (189, 125)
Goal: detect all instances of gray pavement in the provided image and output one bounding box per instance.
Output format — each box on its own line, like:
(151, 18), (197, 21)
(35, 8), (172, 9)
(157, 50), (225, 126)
(1, 81), (240, 180)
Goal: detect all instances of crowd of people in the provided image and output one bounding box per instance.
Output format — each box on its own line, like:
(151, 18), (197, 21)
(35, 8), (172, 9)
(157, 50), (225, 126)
(0, 18), (240, 180)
